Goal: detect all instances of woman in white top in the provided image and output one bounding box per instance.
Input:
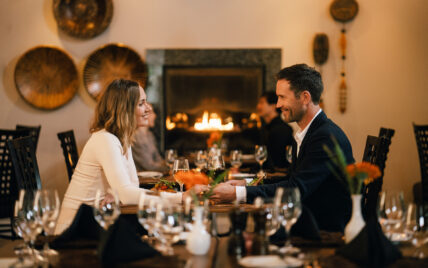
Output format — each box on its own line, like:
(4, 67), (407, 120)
(55, 79), (182, 234)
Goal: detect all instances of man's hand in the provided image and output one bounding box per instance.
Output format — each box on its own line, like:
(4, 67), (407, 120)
(226, 179), (246, 186)
(210, 183), (237, 203)
(182, 184), (209, 202)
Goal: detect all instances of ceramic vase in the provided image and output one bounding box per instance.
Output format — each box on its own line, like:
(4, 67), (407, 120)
(344, 194), (365, 243)
(186, 206), (211, 255)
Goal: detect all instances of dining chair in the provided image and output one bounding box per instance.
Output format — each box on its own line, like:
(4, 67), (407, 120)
(361, 128), (395, 221)
(412, 123), (428, 219)
(0, 129), (31, 239)
(57, 130), (79, 181)
(7, 136), (42, 192)
(15, 124), (41, 151)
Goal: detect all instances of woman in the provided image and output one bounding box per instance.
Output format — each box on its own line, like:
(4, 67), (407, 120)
(55, 79), (182, 234)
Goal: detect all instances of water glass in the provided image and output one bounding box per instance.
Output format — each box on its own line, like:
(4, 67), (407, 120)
(230, 150), (242, 169)
(35, 189), (60, 256)
(405, 203), (427, 258)
(94, 189), (121, 230)
(378, 191), (405, 238)
(194, 150), (208, 171)
(279, 187), (302, 254)
(165, 149), (178, 173)
(173, 158), (189, 192)
(255, 145), (267, 176)
(155, 202), (183, 256)
(138, 193), (158, 244)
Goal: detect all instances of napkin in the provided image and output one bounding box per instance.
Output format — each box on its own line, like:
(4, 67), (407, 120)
(98, 215), (159, 265)
(51, 204), (105, 249)
(336, 218), (402, 267)
(270, 205), (321, 243)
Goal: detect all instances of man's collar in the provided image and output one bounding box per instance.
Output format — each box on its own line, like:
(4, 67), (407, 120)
(295, 109), (323, 142)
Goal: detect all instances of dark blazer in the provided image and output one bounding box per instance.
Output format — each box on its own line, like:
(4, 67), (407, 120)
(246, 111), (354, 232)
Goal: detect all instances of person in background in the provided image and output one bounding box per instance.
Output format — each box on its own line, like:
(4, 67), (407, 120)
(207, 64), (354, 232)
(132, 103), (169, 173)
(256, 91), (294, 169)
(55, 79), (182, 234)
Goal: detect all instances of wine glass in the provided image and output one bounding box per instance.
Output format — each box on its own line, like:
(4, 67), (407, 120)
(207, 155), (225, 179)
(404, 203), (427, 258)
(378, 191), (405, 239)
(35, 189), (60, 256)
(278, 187), (302, 254)
(230, 150), (242, 169)
(255, 145), (267, 176)
(94, 189), (121, 230)
(18, 190), (45, 264)
(11, 200), (33, 266)
(138, 193), (159, 244)
(155, 201), (183, 256)
(173, 158), (189, 192)
(165, 149), (178, 174)
(194, 150), (208, 171)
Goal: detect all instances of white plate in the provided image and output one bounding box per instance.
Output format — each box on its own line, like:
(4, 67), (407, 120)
(390, 232), (411, 242)
(241, 154), (254, 160)
(230, 173), (256, 178)
(137, 171), (163, 178)
(239, 255), (287, 268)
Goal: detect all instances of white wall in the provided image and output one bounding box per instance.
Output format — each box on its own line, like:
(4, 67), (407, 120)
(1, 0), (427, 201)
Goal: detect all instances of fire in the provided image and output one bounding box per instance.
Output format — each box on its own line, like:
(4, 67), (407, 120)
(194, 111), (234, 131)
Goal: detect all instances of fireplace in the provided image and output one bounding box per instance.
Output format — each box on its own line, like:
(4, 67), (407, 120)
(145, 49), (281, 153)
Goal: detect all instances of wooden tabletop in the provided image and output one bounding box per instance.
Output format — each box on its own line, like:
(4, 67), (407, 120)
(121, 203), (259, 214)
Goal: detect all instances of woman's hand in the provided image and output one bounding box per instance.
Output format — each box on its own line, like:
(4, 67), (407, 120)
(182, 184), (209, 202)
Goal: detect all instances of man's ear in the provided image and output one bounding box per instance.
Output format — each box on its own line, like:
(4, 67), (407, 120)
(301, 90), (312, 105)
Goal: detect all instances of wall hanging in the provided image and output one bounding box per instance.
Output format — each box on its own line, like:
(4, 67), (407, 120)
(83, 43), (147, 100)
(14, 46), (79, 110)
(313, 33), (329, 109)
(53, 0), (113, 39)
(330, 0), (359, 113)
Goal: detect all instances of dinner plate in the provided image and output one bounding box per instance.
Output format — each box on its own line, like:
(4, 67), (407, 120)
(230, 173), (256, 178)
(241, 154), (254, 160)
(238, 255), (288, 268)
(137, 171), (163, 178)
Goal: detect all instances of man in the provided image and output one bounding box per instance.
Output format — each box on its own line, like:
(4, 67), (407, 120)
(257, 91), (294, 169)
(210, 64), (354, 232)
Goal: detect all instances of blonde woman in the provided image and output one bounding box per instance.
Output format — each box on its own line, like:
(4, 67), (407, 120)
(55, 79), (182, 234)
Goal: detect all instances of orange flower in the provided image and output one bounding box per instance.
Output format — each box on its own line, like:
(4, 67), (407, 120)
(206, 131), (222, 147)
(346, 162), (381, 180)
(174, 170), (210, 189)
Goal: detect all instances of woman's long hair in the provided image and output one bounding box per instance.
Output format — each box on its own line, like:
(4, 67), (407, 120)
(90, 79), (140, 155)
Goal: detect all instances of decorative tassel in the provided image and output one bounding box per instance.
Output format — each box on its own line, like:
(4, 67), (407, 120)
(339, 77), (347, 113)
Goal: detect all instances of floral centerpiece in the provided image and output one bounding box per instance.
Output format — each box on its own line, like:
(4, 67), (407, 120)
(206, 131), (223, 148)
(324, 138), (382, 242)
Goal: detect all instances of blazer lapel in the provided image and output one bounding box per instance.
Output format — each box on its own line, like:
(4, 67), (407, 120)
(296, 111), (328, 164)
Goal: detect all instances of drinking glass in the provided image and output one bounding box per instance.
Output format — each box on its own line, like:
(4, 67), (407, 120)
(165, 149), (178, 174)
(378, 191), (405, 239)
(11, 200), (33, 267)
(279, 187), (302, 254)
(255, 145), (267, 176)
(207, 155), (225, 179)
(405, 203), (427, 258)
(35, 189), (60, 256)
(230, 150), (242, 169)
(173, 158), (189, 192)
(138, 193), (158, 244)
(94, 189), (121, 230)
(194, 150), (207, 171)
(18, 190), (45, 264)
(155, 202), (183, 256)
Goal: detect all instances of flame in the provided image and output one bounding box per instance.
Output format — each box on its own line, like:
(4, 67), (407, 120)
(194, 111), (233, 131)
(166, 116), (176, 130)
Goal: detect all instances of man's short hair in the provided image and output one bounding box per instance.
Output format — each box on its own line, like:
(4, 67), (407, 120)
(276, 64), (323, 104)
(260, 91), (278, 105)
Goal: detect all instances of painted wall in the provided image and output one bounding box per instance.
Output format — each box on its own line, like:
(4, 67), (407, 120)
(1, 0), (427, 201)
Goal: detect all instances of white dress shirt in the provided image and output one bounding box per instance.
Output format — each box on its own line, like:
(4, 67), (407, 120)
(235, 109), (323, 203)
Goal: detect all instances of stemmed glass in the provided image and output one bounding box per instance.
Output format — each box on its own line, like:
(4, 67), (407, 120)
(255, 145), (267, 176)
(404, 203), (427, 258)
(378, 191), (405, 239)
(194, 150), (208, 171)
(173, 158), (189, 192)
(165, 149), (178, 174)
(155, 201), (183, 256)
(278, 187), (302, 254)
(11, 200), (33, 267)
(230, 150), (242, 170)
(138, 193), (159, 245)
(208, 154), (225, 180)
(35, 189), (60, 256)
(94, 189), (121, 230)
(17, 190), (45, 265)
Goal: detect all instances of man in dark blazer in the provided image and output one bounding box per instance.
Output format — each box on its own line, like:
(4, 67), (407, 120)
(210, 64), (354, 232)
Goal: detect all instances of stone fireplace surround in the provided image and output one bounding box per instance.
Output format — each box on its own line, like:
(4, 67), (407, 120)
(145, 49), (281, 152)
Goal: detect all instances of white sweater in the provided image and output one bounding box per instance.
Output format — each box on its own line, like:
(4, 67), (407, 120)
(61, 129), (181, 210)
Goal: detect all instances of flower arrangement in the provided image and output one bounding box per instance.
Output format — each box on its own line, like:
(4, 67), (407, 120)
(324, 138), (381, 194)
(206, 131), (222, 148)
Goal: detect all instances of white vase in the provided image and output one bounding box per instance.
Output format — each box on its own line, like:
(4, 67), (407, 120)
(344, 194), (365, 243)
(186, 206), (211, 255)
